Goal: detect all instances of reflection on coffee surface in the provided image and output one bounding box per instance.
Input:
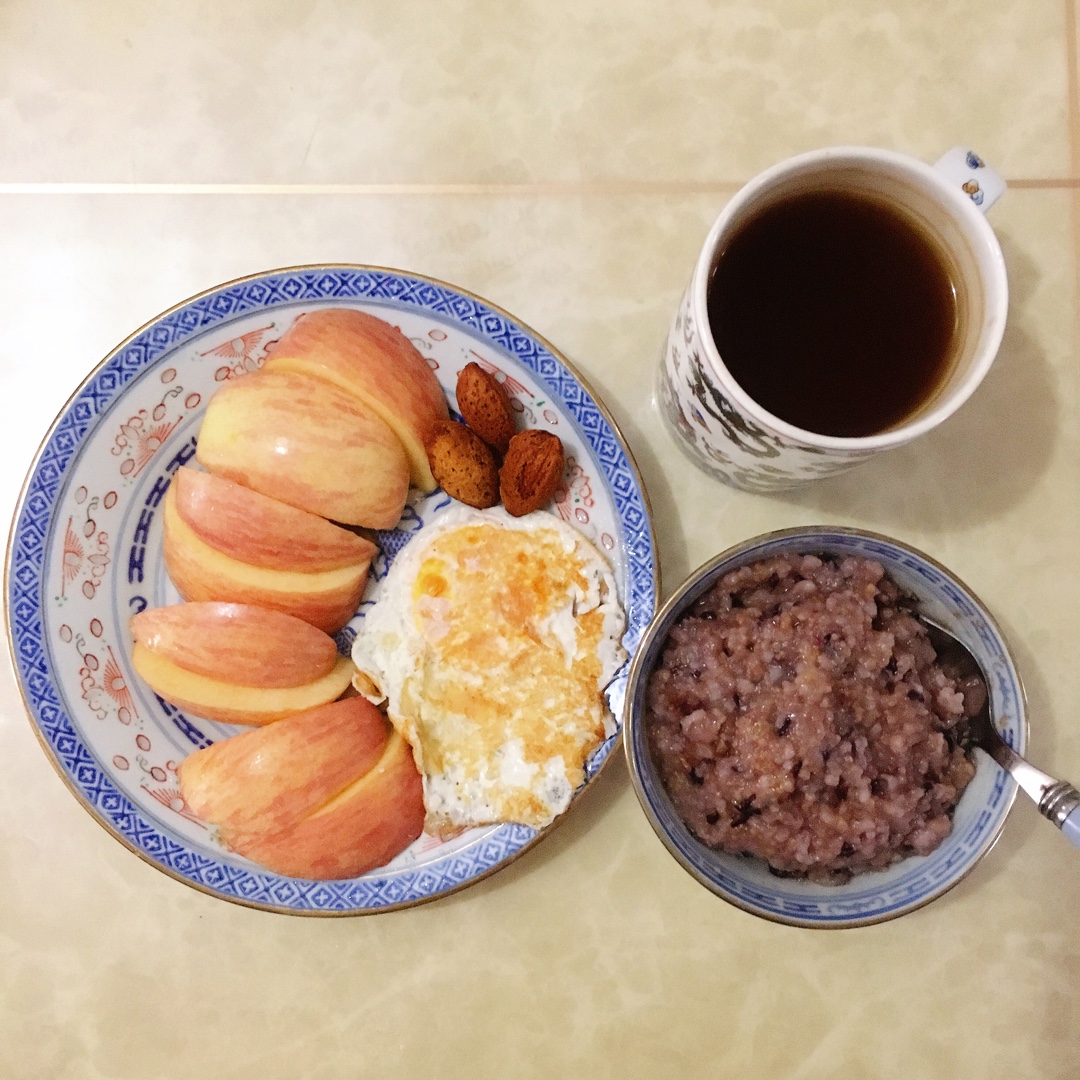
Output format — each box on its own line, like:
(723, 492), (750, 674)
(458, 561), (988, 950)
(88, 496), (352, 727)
(707, 189), (959, 438)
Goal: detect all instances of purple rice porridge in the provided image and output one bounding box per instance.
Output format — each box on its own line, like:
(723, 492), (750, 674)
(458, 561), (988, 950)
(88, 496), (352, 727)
(646, 553), (983, 884)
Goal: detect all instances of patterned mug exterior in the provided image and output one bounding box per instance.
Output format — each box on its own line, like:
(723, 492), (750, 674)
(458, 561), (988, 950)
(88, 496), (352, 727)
(659, 147), (1008, 492)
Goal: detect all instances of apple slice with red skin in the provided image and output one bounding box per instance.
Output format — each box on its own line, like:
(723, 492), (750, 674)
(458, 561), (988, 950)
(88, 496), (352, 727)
(171, 466), (376, 572)
(263, 308), (449, 494)
(228, 729), (424, 879)
(179, 697), (425, 880)
(163, 480), (371, 633)
(131, 646), (354, 726)
(130, 602), (355, 725)
(195, 367), (410, 529)
(178, 697), (391, 837)
(131, 602), (339, 687)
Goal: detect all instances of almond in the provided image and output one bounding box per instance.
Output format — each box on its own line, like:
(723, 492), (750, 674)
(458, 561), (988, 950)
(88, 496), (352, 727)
(425, 420), (499, 509)
(456, 362), (516, 455)
(499, 429), (565, 517)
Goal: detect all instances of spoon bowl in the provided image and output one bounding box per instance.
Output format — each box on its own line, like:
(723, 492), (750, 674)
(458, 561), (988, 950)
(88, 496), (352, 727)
(925, 621), (1080, 848)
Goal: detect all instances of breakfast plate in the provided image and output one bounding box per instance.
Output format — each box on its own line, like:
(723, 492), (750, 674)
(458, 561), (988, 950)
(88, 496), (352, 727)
(6, 265), (658, 914)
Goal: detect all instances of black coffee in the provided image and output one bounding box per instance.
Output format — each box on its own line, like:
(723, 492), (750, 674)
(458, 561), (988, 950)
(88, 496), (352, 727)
(707, 188), (959, 438)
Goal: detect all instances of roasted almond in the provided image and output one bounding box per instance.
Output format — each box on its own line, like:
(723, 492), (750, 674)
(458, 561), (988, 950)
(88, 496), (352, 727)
(426, 420), (499, 509)
(456, 362), (516, 455)
(499, 429), (565, 517)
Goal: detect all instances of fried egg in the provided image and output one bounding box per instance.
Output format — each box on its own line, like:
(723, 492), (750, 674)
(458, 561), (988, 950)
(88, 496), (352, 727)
(351, 506), (626, 834)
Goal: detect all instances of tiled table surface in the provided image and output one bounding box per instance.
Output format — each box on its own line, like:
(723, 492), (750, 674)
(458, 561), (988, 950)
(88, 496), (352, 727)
(2, 3), (1079, 1078)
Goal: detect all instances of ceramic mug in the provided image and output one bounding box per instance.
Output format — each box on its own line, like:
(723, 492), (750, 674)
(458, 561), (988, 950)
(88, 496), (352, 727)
(657, 146), (1009, 491)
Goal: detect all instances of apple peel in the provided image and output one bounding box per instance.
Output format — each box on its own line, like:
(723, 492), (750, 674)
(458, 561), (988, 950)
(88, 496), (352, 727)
(263, 308), (449, 494)
(131, 601), (341, 688)
(178, 697), (392, 836)
(132, 645), (354, 726)
(195, 367), (410, 529)
(172, 466), (376, 572)
(179, 697), (425, 879)
(163, 487), (370, 633)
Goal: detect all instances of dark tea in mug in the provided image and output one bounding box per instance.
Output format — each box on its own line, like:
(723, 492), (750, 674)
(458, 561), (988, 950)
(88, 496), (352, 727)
(706, 189), (960, 438)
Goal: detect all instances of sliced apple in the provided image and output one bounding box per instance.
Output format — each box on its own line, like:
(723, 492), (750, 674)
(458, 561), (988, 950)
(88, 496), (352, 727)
(178, 697), (425, 880)
(171, 466), (376, 572)
(263, 308), (449, 493)
(223, 730), (425, 879)
(163, 483), (370, 633)
(178, 697), (391, 837)
(195, 367), (410, 529)
(132, 644), (355, 726)
(131, 602), (339, 688)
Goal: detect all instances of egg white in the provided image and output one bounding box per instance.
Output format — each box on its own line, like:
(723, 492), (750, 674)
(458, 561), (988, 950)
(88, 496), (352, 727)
(351, 505), (626, 832)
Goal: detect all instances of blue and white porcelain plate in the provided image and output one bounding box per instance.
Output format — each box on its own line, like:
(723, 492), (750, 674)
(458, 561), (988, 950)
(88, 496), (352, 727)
(6, 265), (658, 915)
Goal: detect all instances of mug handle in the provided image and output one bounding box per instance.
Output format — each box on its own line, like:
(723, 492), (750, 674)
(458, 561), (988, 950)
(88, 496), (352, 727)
(933, 147), (1006, 212)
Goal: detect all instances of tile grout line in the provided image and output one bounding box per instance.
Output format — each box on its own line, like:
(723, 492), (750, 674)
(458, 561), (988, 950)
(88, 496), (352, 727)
(0, 182), (743, 196)
(0, 179), (1079, 196)
(1066, 0), (1080, 345)
(1068, 0), (1080, 176)
(1010, 178), (1080, 188)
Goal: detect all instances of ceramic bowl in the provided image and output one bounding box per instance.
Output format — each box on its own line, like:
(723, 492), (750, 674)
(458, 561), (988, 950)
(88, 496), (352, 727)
(623, 526), (1026, 928)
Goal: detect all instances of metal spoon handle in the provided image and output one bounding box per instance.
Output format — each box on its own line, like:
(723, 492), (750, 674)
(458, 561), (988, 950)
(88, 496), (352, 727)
(982, 744), (1080, 849)
(1042, 782), (1080, 850)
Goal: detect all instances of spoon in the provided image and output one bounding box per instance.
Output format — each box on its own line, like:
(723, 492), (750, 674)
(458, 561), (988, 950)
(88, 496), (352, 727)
(924, 619), (1080, 850)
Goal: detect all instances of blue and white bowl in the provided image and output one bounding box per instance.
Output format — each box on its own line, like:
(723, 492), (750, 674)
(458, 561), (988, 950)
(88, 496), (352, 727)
(623, 527), (1026, 929)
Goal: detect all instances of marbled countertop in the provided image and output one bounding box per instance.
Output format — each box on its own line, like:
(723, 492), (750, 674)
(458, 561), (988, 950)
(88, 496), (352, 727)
(2, 3), (1078, 1077)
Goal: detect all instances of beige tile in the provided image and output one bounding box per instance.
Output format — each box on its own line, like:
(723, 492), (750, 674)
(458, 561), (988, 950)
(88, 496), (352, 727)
(1, 188), (1079, 1079)
(0, 0), (1070, 184)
